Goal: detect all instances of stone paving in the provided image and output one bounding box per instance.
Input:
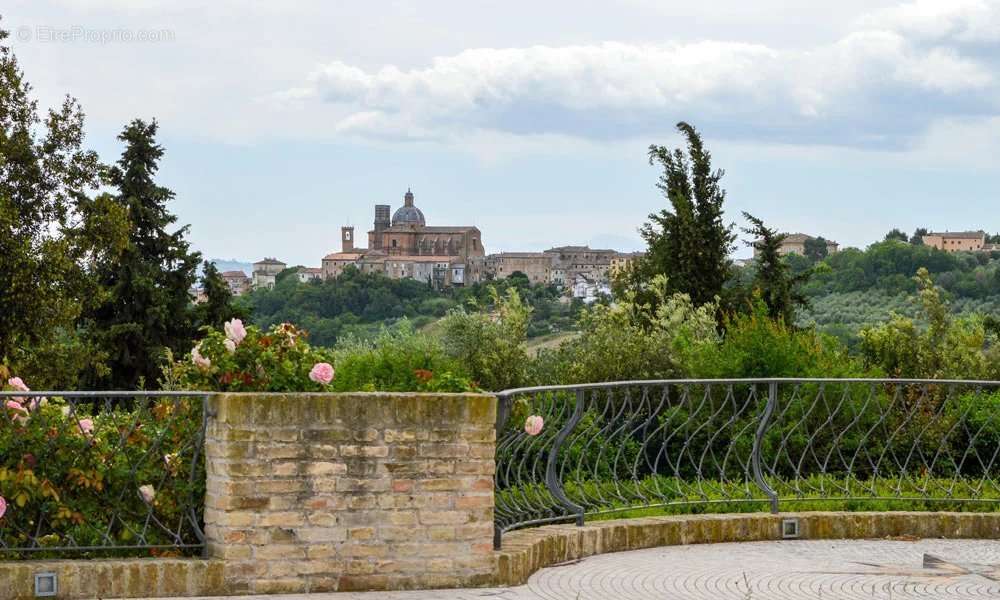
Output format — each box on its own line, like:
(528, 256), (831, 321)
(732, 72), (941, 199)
(172, 538), (1000, 599)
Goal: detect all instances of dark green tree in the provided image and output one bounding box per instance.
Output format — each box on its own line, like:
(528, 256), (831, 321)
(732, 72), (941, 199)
(910, 227), (929, 245)
(884, 228), (908, 243)
(84, 119), (202, 389)
(195, 260), (246, 331)
(803, 236), (829, 262)
(743, 213), (810, 323)
(0, 23), (126, 376)
(632, 122), (736, 308)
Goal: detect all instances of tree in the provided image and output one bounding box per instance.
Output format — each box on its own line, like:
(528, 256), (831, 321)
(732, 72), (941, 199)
(84, 119), (202, 389)
(910, 227), (929, 245)
(0, 23), (125, 370)
(196, 260), (246, 331)
(632, 122), (736, 308)
(803, 236), (829, 262)
(742, 213), (810, 324)
(884, 228), (908, 243)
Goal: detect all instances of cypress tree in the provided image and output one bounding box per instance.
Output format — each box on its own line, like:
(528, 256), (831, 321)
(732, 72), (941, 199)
(85, 119), (201, 389)
(742, 212), (810, 324)
(632, 122), (736, 309)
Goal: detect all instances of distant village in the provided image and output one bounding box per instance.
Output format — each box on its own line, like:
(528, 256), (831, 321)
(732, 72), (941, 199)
(213, 189), (998, 303)
(216, 189), (642, 304)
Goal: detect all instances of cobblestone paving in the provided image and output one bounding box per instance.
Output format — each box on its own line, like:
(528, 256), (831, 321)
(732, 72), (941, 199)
(184, 539), (1000, 599)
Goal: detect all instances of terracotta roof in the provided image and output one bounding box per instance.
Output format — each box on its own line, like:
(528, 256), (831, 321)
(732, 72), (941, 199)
(385, 255), (459, 263)
(299, 267), (323, 274)
(254, 258), (285, 265)
(322, 252), (364, 261)
(221, 270), (248, 278)
(490, 252), (551, 259)
(927, 230), (986, 239)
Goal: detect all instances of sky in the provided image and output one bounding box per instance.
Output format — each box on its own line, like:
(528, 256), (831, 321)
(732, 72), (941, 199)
(5, 0), (1000, 265)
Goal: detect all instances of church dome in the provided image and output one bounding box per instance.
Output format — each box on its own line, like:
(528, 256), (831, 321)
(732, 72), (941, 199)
(391, 189), (426, 227)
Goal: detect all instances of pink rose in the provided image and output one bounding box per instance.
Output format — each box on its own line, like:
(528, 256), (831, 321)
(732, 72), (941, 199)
(5, 400), (28, 425)
(7, 376), (29, 404)
(0, 495), (6, 520)
(138, 484), (156, 504)
(223, 338), (236, 353)
(524, 415), (544, 436)
(224, 319), (247, 345)
(7, 377), (29, 392)
(191, 345), (211, 369)
(78, 418), (94, 436)
(309, 362), (335, 385)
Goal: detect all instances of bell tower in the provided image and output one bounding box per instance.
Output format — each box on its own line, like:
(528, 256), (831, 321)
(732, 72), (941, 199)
(342, 226), (355, 252)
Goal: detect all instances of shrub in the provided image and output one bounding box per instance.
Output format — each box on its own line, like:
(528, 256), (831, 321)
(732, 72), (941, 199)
(537, 276), (719, 384)
(331, 322), (474, 393)
(439, 288), (531, 391)
(1, 376), (203, 558)
(164, 320), (338, 392)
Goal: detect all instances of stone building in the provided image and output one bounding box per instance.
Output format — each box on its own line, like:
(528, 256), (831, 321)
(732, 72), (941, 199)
(544, 246), (618, 282)
(220, 270), (250, 296)
(922, 230), (987, 253)
(322, 189), (485, 287)
(753, 233), (839, 258)
(252, 258), (286, 289)
(486, 252), (554, 285)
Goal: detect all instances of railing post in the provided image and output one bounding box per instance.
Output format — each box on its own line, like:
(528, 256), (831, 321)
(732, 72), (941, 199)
(547, 390), (587, 527)
(493, 394), (511, 550)
(752, 382), (780, 514)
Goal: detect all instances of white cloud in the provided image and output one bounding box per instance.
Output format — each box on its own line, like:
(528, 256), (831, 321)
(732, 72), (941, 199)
(859, 0), (1000, 43)
(279, 2), (999, 149)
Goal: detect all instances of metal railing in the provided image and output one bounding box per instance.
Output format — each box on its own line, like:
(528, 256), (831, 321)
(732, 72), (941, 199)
(493, 379), (1000, 548)
(0, 391), (209, 558)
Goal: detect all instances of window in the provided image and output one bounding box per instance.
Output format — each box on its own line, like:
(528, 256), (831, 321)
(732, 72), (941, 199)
(392, 239), (397, 248)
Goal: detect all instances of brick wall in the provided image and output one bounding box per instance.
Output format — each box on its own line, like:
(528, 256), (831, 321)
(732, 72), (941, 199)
(203, 392), (497, 594)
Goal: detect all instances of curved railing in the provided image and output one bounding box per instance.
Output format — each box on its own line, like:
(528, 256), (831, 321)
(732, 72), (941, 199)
(493, 378), (1000, 548)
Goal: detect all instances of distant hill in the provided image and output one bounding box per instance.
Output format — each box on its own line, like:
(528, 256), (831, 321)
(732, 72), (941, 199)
(204, 258), (252, 275)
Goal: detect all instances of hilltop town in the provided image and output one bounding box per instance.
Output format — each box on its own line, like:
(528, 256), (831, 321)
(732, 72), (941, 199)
(219, 189), (643, 303)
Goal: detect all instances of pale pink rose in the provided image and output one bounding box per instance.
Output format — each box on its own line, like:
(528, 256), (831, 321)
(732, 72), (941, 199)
(524, 415), (544, 436)
(27, 397), (46, 411)
(191, 345), (211, 369)
(138, 484), (156, 505)
(0, 495), (6, 520)
(224, 319), (247, 345)
(77, 418), (94, 436)
(223, 339), (236, 353)
(7, 376), (29, 404)
(309, 362), (335, 385)
(5, 400), (28, 425)
(7, 377), (29, 392)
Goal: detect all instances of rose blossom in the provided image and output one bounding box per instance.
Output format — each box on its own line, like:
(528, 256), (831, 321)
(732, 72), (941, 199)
(309, 362), (335, 385)
(191, 345), (211, 369)
(77, 418), (94, 436)
(524, 415), (544, 436)
(0, 495), (6, 520)
(7, 376), (28, 403)
(223, 338), (236, 353)
(5, 400), (28, 425)
(224, 319), (247, 345)
(138, 484), (156, 504)
(7, 377), (29, 392)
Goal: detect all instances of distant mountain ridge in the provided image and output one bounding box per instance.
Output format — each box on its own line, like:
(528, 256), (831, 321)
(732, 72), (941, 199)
(204, 258), (252, 275)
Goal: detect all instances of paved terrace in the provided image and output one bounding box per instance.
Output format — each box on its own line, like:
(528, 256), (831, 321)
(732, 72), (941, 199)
(169, 538), (1000, 600)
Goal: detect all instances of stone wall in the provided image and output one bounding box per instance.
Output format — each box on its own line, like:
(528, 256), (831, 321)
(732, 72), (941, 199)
(203, 392), (497, 594)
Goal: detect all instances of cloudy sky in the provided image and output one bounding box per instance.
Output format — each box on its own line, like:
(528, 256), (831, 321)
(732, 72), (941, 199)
(6, 0), (1000, 264)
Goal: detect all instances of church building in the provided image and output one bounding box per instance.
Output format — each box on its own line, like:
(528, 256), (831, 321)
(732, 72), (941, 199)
(322, 190), (486, 287)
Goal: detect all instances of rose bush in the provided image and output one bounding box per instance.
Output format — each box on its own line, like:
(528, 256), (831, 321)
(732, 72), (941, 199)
(0, 376), (204, 558)
(165, 320), (340, 392)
